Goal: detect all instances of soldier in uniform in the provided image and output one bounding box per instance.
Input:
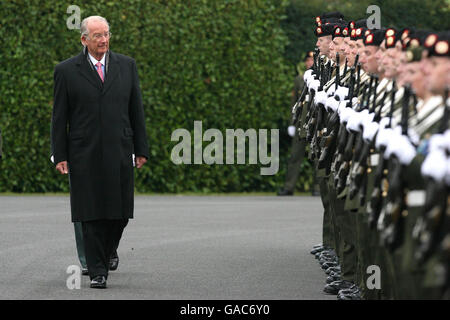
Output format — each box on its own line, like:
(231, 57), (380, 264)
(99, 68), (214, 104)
(278, 51), (314, 196)
(303, 10), (449, 299)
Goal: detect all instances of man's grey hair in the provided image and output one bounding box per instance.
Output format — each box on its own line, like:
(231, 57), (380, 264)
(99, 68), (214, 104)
(80, 16), (109, 37)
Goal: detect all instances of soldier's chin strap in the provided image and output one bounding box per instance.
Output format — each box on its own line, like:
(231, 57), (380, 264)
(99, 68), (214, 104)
(438, 86), (449, 133)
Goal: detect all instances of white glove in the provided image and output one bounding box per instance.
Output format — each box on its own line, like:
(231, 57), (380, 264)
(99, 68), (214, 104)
(346, 111), (364, 132)
(335, 86), (349, 101)
(303, 69), (313, 82)
(326, 86), (336, 97)
(314, 90), (328, 106)
(309, 79), (320, 92)
(363, 121), (379, 142)
(288, 125), (296, 137)
(325, 96), (340, 112)
(339, 107), (355, 124)
(376, 127), (394, 150)
(422, 149), (447, 182)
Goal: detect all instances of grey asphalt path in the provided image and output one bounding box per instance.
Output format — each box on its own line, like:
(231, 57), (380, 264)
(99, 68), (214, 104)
(0, 195), (334, 300)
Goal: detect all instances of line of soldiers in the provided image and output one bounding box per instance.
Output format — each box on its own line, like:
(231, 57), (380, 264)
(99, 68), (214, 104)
(291, 11), (450, 299)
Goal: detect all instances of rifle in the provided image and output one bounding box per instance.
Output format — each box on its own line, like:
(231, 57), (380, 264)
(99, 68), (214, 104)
(350, 78), (387, 202)
(388, 79), (397, 127)
(438, 87), (449, 133)
(362, 75), (374, 110)
(335, 71), (366, 192)
(318, 66), (356, 170)
(335, 127), (356, 194)
(292, 49), (322, 125)
(414, 87), (450, 263)
(369, 75), (379, 114)
(313, 47), (319, 75)
(374, 89), (389, 122)
(342, 58), (348, 82)
(355, 62), (362, 96)
(292, 84), (309, 125)
(381, 84), (412, 251)
(310, 57), (327, 158)
(368, 80), (397, 229)
(335, 52), (340, 91)
(353, 54), (360, 70)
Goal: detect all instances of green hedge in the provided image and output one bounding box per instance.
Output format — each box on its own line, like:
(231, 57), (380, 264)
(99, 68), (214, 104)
(0, 0), (315, 193)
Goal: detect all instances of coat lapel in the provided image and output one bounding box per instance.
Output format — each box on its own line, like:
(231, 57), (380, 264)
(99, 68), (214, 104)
(102, 51), (120, 95)
(76, 51), (103, 91)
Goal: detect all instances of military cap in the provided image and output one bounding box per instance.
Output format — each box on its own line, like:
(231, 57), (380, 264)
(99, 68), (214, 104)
(315, 23), (337, 37)
(351, 27), (368, 41)
(348, 20), (356, 30)
(321, 11), (345, 21)
(384, 27), (398, 48)
(317, 17), (344, 27)
(354, 19), (368, 29)
(402, 29), (431, 50)
(365, 28), (386, 46)
(315, 12), (345, 26)
(398, 27), (415, 49)
(405, 46), (425, 62)
(332, 23), (349, 39)
(425, 31), (450, 57)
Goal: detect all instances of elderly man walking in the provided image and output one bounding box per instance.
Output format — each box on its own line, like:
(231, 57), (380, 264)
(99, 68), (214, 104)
(51, 16), (149, 288)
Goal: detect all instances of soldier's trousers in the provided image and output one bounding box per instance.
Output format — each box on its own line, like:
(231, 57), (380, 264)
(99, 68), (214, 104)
(327, 175), (341, 255)
(283, 137), (306, 192)
(340, 208), (357, 282)
(319, 176), (334, 248)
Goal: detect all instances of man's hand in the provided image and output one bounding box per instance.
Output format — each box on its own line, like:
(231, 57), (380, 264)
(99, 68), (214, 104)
(56, 161), (68, 174)
(135, 156), (147, 169)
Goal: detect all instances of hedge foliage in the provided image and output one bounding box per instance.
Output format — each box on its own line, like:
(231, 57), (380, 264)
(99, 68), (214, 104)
(0, 0), (316, 193)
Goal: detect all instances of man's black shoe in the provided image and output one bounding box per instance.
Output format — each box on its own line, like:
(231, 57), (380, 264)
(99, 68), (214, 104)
(323, 280), (354, 295)
(328, 270), (341, 278)
(321, 261), (339, 270)
(338, 288), (362, 300)
(90, 276), (107, 289)
(319, 255), (337, 264)
(109, 256), (119, 271)
(310, 246), (326, 255)
(277, 189), (293, 196)
(81, 267), (89, 276)
(326, 274), (341, 284)
(337, 285), (359, 295)
(325, 266), (341, 274)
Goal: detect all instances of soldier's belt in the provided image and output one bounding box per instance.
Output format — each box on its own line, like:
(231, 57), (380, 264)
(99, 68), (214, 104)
(405, 190), (426, 207)
(369, 153), (380, 167)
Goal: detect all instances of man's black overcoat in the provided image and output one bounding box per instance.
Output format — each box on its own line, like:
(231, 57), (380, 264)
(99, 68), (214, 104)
(51, 50), (149, 222)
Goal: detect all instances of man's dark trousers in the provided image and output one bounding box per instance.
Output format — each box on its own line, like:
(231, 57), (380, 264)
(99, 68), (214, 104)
(82, 219), (128, 279)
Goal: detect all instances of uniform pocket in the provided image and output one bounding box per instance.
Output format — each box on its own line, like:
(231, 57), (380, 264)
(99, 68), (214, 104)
(69, 130), (85, 140)
(123, 127), (134, 138)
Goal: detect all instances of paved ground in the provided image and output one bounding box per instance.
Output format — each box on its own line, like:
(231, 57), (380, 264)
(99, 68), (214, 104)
(0, 195), (333, 300)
